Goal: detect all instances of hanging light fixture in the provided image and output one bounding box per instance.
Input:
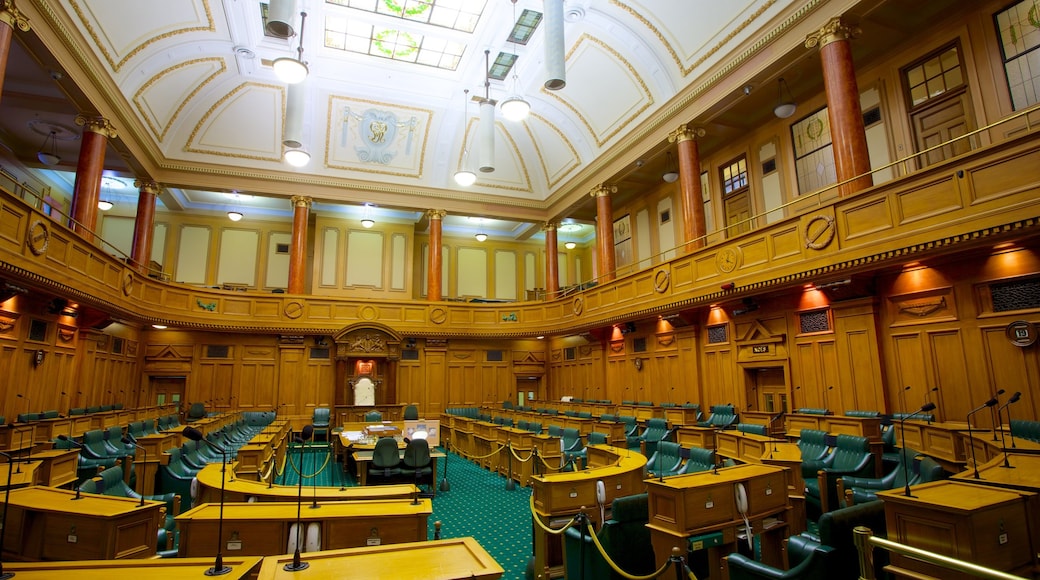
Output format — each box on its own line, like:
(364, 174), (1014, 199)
(273, 11), (308, 84)
(36, 130), (61, 166)
(500, 0), (530, 122)
(544, 0), (566, 90)
(282, 78), (310, 166)
(265, 0), (297, 38)
(227, 211), (244, 221)
(662, 151), (679, 183)
(97, 200), (113, 211)
(774, 77), (797, 119)
(475, 233), (488, 242)
(360, 203), (375, 228)
(565, 242), (576, 250)
(283, 149), (310, 167)
(478, 50), (496, 173)
(454, 89), (477, 187)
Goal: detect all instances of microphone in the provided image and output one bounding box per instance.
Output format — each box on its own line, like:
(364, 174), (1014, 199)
(899, 386), (911, 416)
(1001, 392), (1022, 450)
(57, 435), (86, 500)
(768, 411), (785, 454)
(996, 391), (1021, 468)
(925, 387), (938, 424)
(121, 437), (148, 506)
(966, 397), (998, 479)
(182, 426), (231, 576)
(899, 402), (936, 497)
(991, 389), (1006, 441)
(0, 450), (15, 580)
(285, 425), (314, 572)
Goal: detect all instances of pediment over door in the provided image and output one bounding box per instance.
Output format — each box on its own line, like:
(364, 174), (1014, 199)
(513, 351), (545, 376)
(735, 319), (787, 362)
(333, 323), (401, 360)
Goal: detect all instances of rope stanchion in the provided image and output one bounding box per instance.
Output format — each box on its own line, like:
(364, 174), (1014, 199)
(508, 445), (535, 463)
(528, 495), (580, 535)
(587, 521), (676, 580)
(285, 444), (332, 479)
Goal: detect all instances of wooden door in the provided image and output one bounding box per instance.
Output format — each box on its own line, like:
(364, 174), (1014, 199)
(724, 192), (752, 237)
(911, 91), (973, 167)
(149, 376), (185, 409)
(748, 367), (786, 413)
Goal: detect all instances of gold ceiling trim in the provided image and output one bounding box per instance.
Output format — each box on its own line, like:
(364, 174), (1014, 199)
(542, 33), (654, 148)
(525, 111), (581, 191)
(184, 81), (283, 162)
(612, 0), (778, 77)
(133, 57), (227, 143)
(323, 94), (434, 179)
(68, 0), (216, 73)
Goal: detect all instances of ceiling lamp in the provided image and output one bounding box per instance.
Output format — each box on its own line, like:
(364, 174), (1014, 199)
(36, 130), (60, 166)
(478, 50), (496, 173)
(360, 203), (375, 228)
(565, 242), (576, 250)
(151, 324), (168, 330)
(544, 0), (566, 90)
(774, 77), (797, 119)
(283, 148), (310, 167)
(265, 0), (297, 38)
(662, 151), (679, 183)
(97, 200), (113, 211)
(500, 0), (530, 122)
(273, 12), (308, 84)
(227, 211), (244, 221)
(475, 233), (488, 242)
(454, 89), (477, 187)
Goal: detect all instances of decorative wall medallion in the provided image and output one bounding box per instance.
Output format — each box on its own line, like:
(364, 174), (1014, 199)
(0, 319), (14, 333)
(1006, 320), (1037, 347)
(347, 333), (387, 353)
(57, 327), (75, 342)
(122, 268), (134, 296)
(573, 296), (584, 316)
(26, 220), (49, 255)
(359, 305), (378, 320)
(654, 269), (670, 293)
(609, 341), (624, 354)
(430, 307), (447, 324)
(283, 301), (304, 319)
(196, 299), (217, 311)
(804, 214), (836, 250)
(716, 248), (739, 273)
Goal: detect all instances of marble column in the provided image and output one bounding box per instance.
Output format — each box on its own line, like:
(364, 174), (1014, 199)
(130, 180), (159, 274)
(590, 185), (617, 282)
(669, 124), (707, 251)
(287, 196), (312, 294)
(70, 115), (117, 242)
(544, 222), (559, 297)
(427, 210), (446, 301)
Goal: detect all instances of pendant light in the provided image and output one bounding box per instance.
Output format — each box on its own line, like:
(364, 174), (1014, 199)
(274, 12), (308, 84)
(265, 0), (297, 38)
(500, 0), (530, 122)
(478, 50), (496, 173)
(544, 0), (566, 90)
(454, 89), (477, 187)
(774, 78), (797, 119)
(662, 151), (679, 183)
(37, 130), (61, 166)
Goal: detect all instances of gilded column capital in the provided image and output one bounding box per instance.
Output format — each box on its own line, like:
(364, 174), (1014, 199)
(805, 17), (860, 49)
(290, 195), (312, 208)
(75, 114), (118, 139)
(133, 180), (160, 195)
(668, 124), (705, 143)
(589, 184), (617, 198)
(427, 209), (447, 220)
(543, 221), (558, 232)
(0, 0), (31, 32)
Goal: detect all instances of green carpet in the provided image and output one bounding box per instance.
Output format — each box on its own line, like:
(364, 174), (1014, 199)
(276, 443), (533, 579)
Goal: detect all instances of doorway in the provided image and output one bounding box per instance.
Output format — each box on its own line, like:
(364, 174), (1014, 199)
(746, 367), (786, 413)
(903, 43), (974, 168)
(149, 376), (185, 409)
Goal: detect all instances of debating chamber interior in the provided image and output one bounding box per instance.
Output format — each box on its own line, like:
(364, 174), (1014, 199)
(1, 0), (1039, 578)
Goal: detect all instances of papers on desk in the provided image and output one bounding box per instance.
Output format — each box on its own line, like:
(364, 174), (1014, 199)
(343, 431), (365, 442)
(367, 424), (395, 433)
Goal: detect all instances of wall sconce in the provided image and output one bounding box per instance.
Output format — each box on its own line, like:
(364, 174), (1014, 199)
(633, 358), (643, 371)
(33, 349), (45, 367)
(720, 282), (735, 291)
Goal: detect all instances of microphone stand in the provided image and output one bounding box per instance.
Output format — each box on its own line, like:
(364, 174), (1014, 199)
(182, 427), (230, 576)
(966, 397), (998, 479)
(769, 412), (784, 457)
(56, 435), (85, 500)
(899, 403), (935, 497)
(996, 392), (1021, 469)
(439, 440), (450, 493)
(0, 450), (15, 579)
(285, 425), (313, 572)
(990, 389), (1005, 441)
(12, 427), (22, 475)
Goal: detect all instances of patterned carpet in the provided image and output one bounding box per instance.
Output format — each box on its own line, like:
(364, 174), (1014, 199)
(277, 442), (533, 579)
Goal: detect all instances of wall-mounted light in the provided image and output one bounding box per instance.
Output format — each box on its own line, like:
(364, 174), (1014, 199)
(227, 211), (244, 222)
(152, 324), (168, 330)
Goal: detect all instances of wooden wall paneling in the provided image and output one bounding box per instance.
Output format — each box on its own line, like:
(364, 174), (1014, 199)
(925, 329), (971, 424)
(423, 349), (446, 415)
(397, 362), (422, 408)
(979, 324), (1040, 423)
(791, 340), (823, 409)
(701, 348), (734, 407)
(888, 333), (932, 415)
(818, 339), (842, 412)
(833, 300), (886, 414)
(275, 345), (305, 415)
(75, 330), (101, 408)
(675, 333), (702, 405)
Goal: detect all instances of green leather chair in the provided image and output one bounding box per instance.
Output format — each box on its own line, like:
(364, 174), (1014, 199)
(561, 428), (586, 468)
(563, 521), (611, 580)
(369, 436), (402, 483)
(186, 402), (207, 421)
(364, 410), (383, 423)
(618, 416), (640, 449)
(526, 422), (542, 435)
(400, 437), (432, 490)
(678, 447), (716, 474)
(636, 418), (671, 457)
(804, 434), (874, 514)
(586, 432), (608, 445)
(403, 405), (419, 420)
(157, 448), (198, 511)
(797, 429), (831, 462)
(312, 407), (331, 441)
(646, 441), (683, 477)
(839, 451), (944, 506)
(563, 494), (655, 580)
(737, 423), (768, 436)
(696, 404), (738, 428)
(844, 410), (880, 418)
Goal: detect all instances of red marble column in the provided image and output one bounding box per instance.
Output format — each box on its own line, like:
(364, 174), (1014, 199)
(807, 17), (872, 196)
(669, 124), (707, 251)
(70, 115), (117, 242)
(591, 185), (616, 282)
(130, 180), (159, 274)
(0, 2), (31, 106)
(544, 222), (559, 297)
(427, 210), (445, 301)
(287, 196), (311, 294)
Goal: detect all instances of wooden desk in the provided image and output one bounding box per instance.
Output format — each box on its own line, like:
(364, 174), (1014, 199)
(32, 417), (72, 444)
(893, 420), (970, 471)
(760, 443), (805, 493)
(354, 448), (444, 488)
(0, 556), (261, 579)
(784, 413), (828, 438)
(878, 480), (1038, 579)
(530, 444), (647, 579)
(0, 423), (36, 454)
(256, 537), (503, 579)
(646, 464), (790, 580)
(675, 426), (716, 449)
(951, 451), (1040, 492)
(193, 462), (420, 504)
(134, 432), (180, 495)
(715, 431), (783, 464)
(1, 486), (163, 560)
(24, 449), (79, 488)
(663, 407), (702, 428)
(826, 415), (882, 441)
(177, 499), (432, 558)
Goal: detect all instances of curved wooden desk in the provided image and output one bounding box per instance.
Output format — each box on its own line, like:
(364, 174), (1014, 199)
(0, 556), (261, 579)
(193, 463), (419, 504)
(529, 444), (647, 579)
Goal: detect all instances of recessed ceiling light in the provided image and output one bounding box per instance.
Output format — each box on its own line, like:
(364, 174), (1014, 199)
(151, 324), (168, 330)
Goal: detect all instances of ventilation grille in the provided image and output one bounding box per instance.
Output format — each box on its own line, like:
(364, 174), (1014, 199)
(862, 106), (882, 126)
(707, 325), (728, 344)
(112, 337), (124, 355)
(401, 349), (419, 361)
(761, 158), (776, 174)
(799, 310), (831, 334)
(310, 347), (329, 359)
(28, 319), (47, 342)
(206, 345), (230, 358)
(991, 278), (1040, 312)
(564, 347), (576, 361)
(487, 350), (503, 362)
(633, 337), (647, 353)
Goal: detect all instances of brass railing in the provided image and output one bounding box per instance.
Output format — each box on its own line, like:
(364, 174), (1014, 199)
(853, 526), (1029, 580)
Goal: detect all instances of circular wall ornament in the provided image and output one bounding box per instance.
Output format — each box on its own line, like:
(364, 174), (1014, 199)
(26, 219), (49, 255)
(716, 248), (739, 273)
(359, 305), (378, 320)
(284, 301), (304, 319)
(430, 307), (447, 324)
(804, 214), (836, 250)
(121, 268), (134, 296)
(654, 269), (670, 293)
(1006, 320), (1037, 347)
(573, 296), (584, 316)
